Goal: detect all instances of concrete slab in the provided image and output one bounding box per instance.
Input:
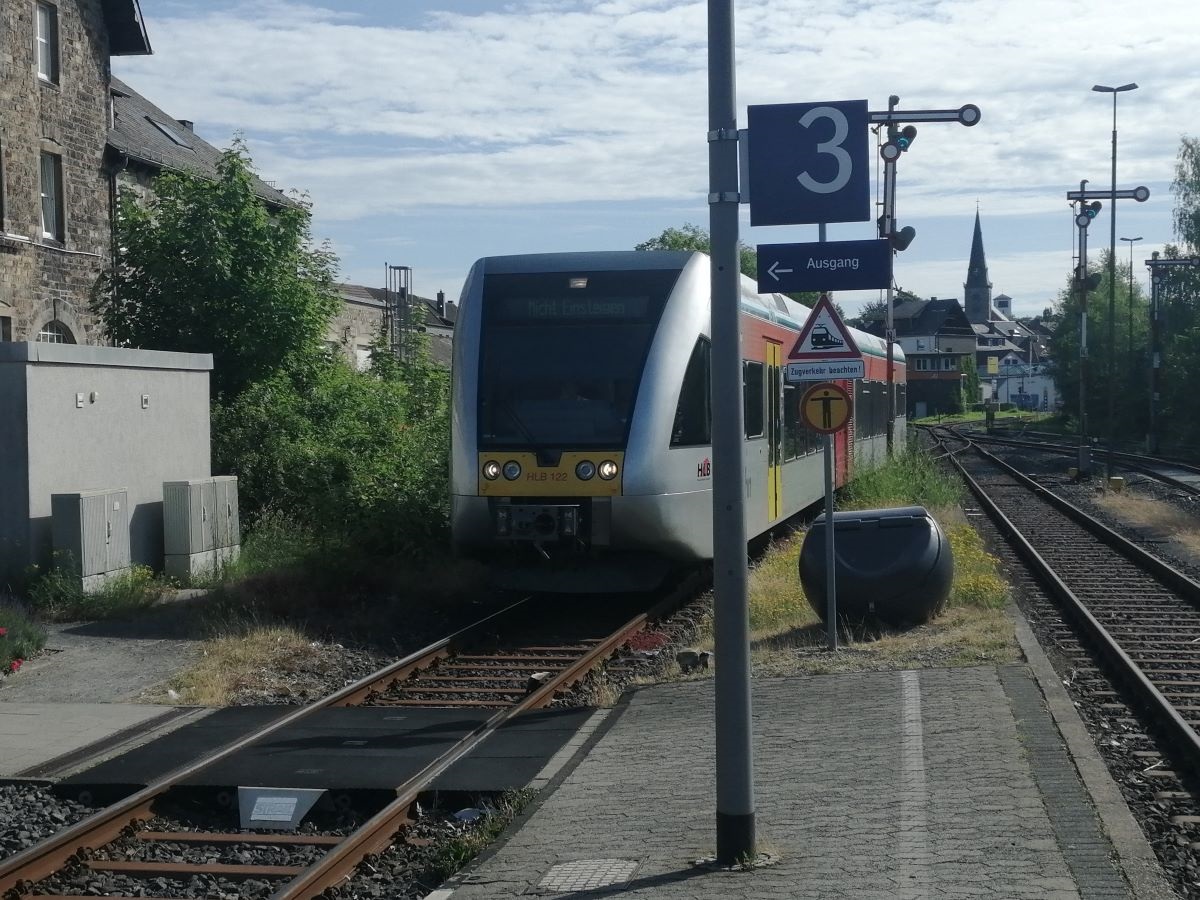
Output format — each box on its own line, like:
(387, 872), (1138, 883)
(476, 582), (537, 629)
(441, 667), (1176, 900)
(59, 706), (594, 796)
(0, 702), (185, 778)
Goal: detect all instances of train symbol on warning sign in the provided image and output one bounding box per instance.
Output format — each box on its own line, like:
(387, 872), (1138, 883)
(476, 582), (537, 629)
(810, 325), (844, 350)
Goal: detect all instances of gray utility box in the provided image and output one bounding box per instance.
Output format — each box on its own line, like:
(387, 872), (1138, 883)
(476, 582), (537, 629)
(50, 489), (132, 593)
(163, 476), (240, 580)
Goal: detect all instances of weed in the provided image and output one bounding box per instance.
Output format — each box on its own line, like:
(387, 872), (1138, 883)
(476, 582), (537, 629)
(840, 443), (963, 511)
(26, 562), (169, 621)
(0, 601), (46, 670)
(426, 790), (536, 883)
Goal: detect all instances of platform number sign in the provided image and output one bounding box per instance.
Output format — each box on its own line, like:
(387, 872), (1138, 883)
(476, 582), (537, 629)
(747, 100), (870, 227)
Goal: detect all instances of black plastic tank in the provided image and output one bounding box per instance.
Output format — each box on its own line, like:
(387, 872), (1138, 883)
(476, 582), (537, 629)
(799, 506), (953, 626)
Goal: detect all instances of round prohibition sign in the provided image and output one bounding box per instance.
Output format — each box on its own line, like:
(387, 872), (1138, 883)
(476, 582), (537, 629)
(800, 381), (852, 434)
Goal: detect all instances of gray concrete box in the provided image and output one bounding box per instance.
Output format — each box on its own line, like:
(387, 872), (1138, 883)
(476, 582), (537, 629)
(0, 343), (213, 588)
(163, 476), (240, 580)
(50, 489), (132, 592)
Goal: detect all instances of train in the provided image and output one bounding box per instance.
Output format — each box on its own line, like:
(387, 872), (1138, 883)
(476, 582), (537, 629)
(449, 250), (906, 591)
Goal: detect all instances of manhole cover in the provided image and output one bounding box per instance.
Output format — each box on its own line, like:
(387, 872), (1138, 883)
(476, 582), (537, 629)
(539, 859), (638, 892)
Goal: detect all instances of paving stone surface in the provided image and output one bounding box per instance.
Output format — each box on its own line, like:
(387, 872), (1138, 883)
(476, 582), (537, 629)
(448, 667), (1142, 899)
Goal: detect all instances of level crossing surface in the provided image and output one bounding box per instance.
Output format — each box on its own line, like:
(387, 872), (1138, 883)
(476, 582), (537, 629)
(437, 614), (1176, 900)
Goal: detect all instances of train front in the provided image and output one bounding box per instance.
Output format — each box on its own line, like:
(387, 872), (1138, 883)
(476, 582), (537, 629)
(450, 252), (690, 591)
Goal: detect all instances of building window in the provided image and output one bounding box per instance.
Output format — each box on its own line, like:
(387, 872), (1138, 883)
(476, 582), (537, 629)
(941, 356), (957, 371)
(36, 2), (60, 84)
(36, 320), (74, 343)
(40, 152), (63, 241)
(146, 118), (195, 150)
(1, 316), (12, 341)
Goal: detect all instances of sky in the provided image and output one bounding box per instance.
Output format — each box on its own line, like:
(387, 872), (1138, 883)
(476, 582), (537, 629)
(113, 0), (1200, 320)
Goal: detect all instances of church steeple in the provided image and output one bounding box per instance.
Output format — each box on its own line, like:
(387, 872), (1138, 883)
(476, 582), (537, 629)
(963, 210), (993, 323)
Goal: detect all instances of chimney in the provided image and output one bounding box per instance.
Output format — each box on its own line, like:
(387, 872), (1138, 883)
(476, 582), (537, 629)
(176, 119), (194, 131)
(436, 290), (445, 317)
(446, 300), (458, 322)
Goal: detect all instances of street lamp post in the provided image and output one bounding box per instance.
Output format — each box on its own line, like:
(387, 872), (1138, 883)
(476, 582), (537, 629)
(1121, 235), (1142, 391)
(1092, 82), (1138, 479)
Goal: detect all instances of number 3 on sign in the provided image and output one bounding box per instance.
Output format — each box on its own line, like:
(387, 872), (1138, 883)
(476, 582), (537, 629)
(796, 107), (852, 195)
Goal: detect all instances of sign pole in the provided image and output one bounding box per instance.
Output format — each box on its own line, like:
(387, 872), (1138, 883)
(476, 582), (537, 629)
(823, 433), (837, 650)
(707, 0), (755, 866)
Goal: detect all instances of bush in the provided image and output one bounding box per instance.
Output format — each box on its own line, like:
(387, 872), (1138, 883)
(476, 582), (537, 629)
(213, 346), (451, 559)
(840, 442), (963, 511)
(26, 563), (168, 621)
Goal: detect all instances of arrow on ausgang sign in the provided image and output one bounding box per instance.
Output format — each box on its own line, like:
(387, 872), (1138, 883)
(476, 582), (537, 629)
(767, 261), (794, 281)
(788, 293), (862, 361)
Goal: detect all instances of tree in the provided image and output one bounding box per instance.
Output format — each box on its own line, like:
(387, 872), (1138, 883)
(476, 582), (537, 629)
(1047, 249), (1147, 435)
(94, 141), (341, 399)
(1172, 136), (1200, 251)
(636, 224), (820, 307)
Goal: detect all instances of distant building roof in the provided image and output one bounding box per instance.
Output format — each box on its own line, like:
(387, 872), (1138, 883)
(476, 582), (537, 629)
(102, 0), (152, 55)
(108, 77), (293, 209)
(334, 283), (454, 330)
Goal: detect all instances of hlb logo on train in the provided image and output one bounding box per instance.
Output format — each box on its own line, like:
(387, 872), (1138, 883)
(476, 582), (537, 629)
(697, 457), (711, 479)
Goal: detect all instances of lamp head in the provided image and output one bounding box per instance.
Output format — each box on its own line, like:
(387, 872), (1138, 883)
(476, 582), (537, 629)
(1092, 83), (1138, 93)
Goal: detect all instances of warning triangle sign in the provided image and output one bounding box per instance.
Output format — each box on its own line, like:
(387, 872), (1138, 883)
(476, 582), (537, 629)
(788, 293), (863, 361)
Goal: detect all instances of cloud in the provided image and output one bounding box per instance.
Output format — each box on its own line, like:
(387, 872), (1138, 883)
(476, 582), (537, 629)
(116, 0), (1200, 301)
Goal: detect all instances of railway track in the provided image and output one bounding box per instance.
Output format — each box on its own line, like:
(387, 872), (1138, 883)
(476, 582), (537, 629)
(958, 423), (1200, 496)
(931, 425), (1200, 771)
(0, 586), (694, 899)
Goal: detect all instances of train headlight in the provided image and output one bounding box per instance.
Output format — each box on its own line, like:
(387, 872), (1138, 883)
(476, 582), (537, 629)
(502, 460), (522, 481)
(598, 460), (619, 480)
(482, 461), (501, 480)
(575, 460), (596, 480)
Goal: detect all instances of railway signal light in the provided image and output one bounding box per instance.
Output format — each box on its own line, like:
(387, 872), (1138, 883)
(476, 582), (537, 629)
(1075, 201), (1102, 228)
(891, 225), (917, 252)
(896, 125), (917, 151)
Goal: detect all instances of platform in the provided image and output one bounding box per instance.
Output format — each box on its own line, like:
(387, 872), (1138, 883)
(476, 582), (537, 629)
(437, 656), (1176, 899)
(0, 703), (201, 780)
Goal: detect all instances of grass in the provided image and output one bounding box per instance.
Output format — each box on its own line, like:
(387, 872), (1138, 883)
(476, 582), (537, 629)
(0, 600), (46, 673)
(1095, 492), (1200, 563)
(910, 409), (1054, 427)
(690, 442), (1019, 677)
(426, 790), (537, 883)
(25, 562), (171, 622)
(146, 624), (319, 706)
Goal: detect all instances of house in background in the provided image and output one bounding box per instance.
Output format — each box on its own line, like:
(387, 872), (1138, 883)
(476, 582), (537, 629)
(331, 284), (456, 369)
(864, 296), (976, 418)
(0, 0), (151, 345)
(963, 212), (1057, 410)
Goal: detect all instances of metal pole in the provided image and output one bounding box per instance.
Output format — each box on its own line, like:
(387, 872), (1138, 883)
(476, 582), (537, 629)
(823, 433), (837, 651)
(1106, 91), (1118, 480)
(881, 110), (897, 455)
(1077, 182), (1091, 475)
(1149, 253), (1160, 452)
(707, 0), (755, 865)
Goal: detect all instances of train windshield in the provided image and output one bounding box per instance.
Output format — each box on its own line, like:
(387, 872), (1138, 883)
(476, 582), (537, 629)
(477, 268), (679, 449)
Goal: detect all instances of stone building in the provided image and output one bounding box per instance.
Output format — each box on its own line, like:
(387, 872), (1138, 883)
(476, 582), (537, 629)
(330, 284), (456, 369)
(0, 0), (150, 345)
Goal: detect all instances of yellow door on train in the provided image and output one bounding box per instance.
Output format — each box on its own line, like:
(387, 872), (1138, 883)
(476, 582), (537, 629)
(766, 341), (783, 521)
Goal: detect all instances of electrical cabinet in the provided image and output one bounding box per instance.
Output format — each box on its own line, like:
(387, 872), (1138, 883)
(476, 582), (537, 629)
(163, 476), (240, 580)
(50, 489), (131, 590)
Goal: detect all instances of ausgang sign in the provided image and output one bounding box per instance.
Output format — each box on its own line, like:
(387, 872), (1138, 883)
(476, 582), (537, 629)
(756, 239), (892, 294)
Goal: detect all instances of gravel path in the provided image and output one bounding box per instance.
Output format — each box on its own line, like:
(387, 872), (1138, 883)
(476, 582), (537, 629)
(0, 601), (203, 703)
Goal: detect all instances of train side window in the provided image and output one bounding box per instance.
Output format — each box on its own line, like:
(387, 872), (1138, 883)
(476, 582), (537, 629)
(671, 338), (711, 447)
(783, 384), (800, 460)
(743, 361), (764, 438)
